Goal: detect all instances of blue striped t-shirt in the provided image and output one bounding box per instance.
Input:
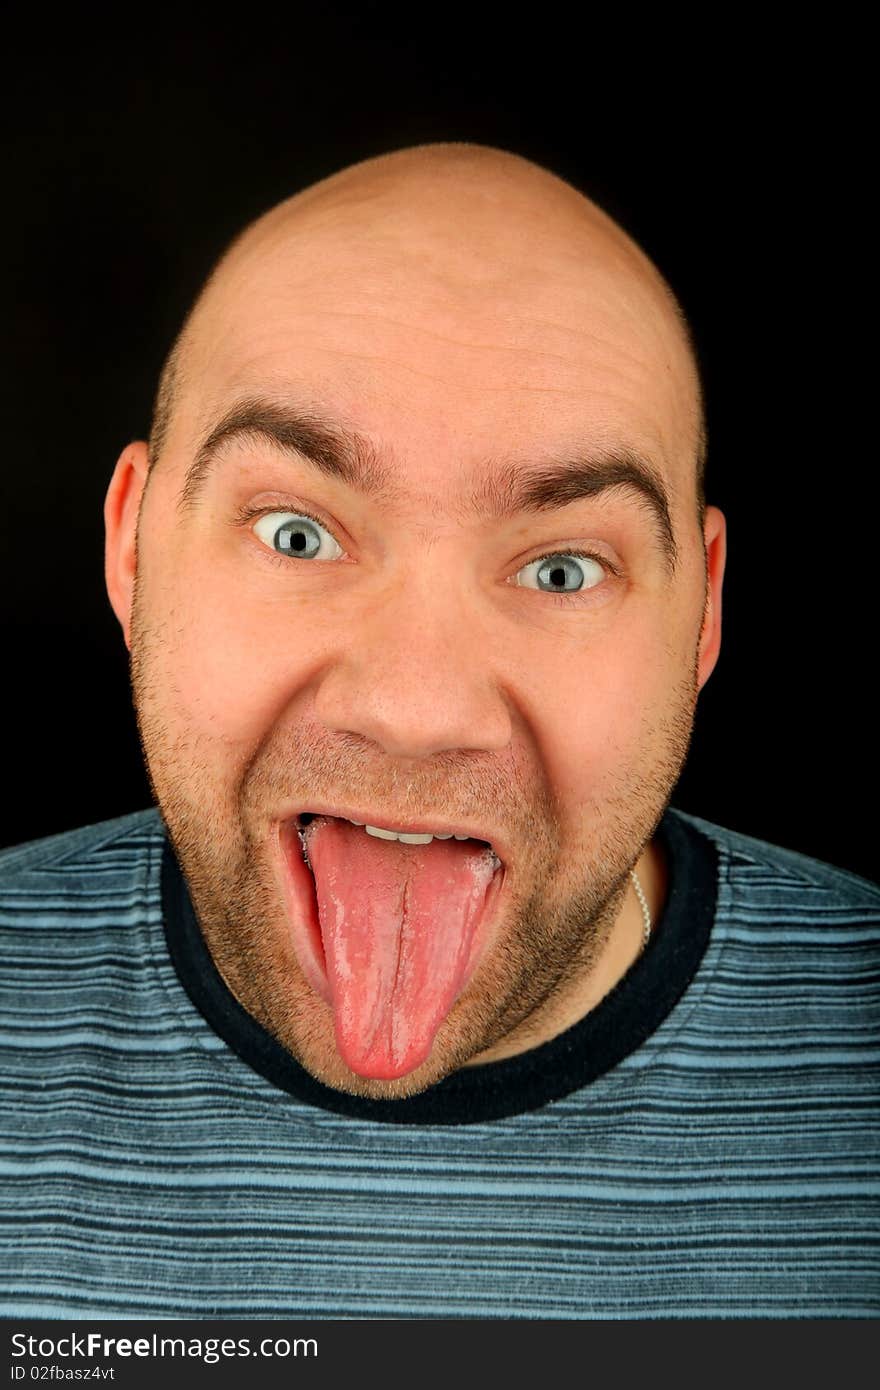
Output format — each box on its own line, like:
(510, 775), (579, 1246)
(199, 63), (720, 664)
(0, 804), (877, 1318)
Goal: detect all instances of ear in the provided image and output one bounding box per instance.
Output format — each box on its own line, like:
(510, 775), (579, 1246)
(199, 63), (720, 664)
(696, 504), (726, 690)
(104, 441), (150, 651)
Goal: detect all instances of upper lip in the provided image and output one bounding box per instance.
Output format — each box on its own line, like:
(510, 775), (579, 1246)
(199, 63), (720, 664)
(281, 802), (509, 864)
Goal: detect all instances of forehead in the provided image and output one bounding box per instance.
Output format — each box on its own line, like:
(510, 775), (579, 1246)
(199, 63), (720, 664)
(177, 202), (697, 502)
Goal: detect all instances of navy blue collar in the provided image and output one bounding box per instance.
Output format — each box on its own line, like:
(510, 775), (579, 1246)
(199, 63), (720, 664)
(162, 805), (717, 1125)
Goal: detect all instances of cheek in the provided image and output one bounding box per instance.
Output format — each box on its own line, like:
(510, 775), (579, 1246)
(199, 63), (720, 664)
(140, 555), (329, 754)
(528, 617), (685, 809)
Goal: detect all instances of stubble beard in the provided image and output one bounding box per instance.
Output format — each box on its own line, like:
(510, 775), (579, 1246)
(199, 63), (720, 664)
(129, 588), (699, 1100)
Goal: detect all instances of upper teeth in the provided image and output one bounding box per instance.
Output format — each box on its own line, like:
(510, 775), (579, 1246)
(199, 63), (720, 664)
(297, 815), (500, 871)
(363, 824), (467, 844)
(299, 814), (484, 847)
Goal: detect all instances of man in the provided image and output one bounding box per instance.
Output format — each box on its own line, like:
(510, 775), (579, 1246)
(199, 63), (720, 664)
(1, 144), (877, 1318)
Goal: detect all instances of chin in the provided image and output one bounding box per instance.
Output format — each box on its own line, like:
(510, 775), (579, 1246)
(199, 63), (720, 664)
(290, 1023), (464, 1100)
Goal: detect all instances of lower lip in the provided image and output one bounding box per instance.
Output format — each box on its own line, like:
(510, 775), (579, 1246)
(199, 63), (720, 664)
(272, 819), (508, 1008)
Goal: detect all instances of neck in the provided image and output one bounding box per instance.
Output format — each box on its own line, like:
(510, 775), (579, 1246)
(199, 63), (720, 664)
(466, 835), (669, 1066)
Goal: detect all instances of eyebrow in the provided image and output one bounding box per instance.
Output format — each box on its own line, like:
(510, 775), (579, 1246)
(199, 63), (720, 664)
(180, 396), (678, 573)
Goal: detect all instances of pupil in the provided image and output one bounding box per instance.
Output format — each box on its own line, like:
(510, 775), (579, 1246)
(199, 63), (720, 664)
(550, 566), (566, 587)
(290, 531), (307, 552)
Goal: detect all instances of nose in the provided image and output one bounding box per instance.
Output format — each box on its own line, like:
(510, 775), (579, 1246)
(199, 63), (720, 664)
(312, 575), (513, 760)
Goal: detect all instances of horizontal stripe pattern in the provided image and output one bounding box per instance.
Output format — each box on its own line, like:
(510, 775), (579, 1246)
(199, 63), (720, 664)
(1, 808), (878, 1318)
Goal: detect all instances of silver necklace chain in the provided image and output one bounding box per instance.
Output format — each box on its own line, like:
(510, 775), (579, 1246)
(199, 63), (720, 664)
(630, 868), (652, 950)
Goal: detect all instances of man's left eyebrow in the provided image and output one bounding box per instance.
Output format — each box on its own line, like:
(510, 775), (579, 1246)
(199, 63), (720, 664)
(465, 451), (678, 575)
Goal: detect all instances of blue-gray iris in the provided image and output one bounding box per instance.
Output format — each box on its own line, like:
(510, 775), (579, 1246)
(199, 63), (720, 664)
(274, 518), (321, 557)
(537, 556), (585, 592)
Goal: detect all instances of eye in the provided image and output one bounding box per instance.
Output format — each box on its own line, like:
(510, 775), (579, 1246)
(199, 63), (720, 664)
(515, 551), (607, 594)
(252, 511), (344, 561)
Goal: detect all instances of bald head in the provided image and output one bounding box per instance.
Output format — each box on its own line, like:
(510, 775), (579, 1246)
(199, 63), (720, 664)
(148, 142), (706, 513)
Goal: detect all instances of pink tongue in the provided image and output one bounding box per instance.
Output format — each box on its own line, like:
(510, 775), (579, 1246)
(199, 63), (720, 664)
(304, 817), (498, 1079)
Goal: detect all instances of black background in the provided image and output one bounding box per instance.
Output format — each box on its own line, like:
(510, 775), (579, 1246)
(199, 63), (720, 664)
(1, 9), (873, 879)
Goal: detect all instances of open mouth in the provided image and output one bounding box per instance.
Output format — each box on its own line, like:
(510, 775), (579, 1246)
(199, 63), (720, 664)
(274, 808), (507, 1079)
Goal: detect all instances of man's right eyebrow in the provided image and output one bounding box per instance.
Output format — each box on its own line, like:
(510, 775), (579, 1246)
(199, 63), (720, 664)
(177, 399), (394, 513)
